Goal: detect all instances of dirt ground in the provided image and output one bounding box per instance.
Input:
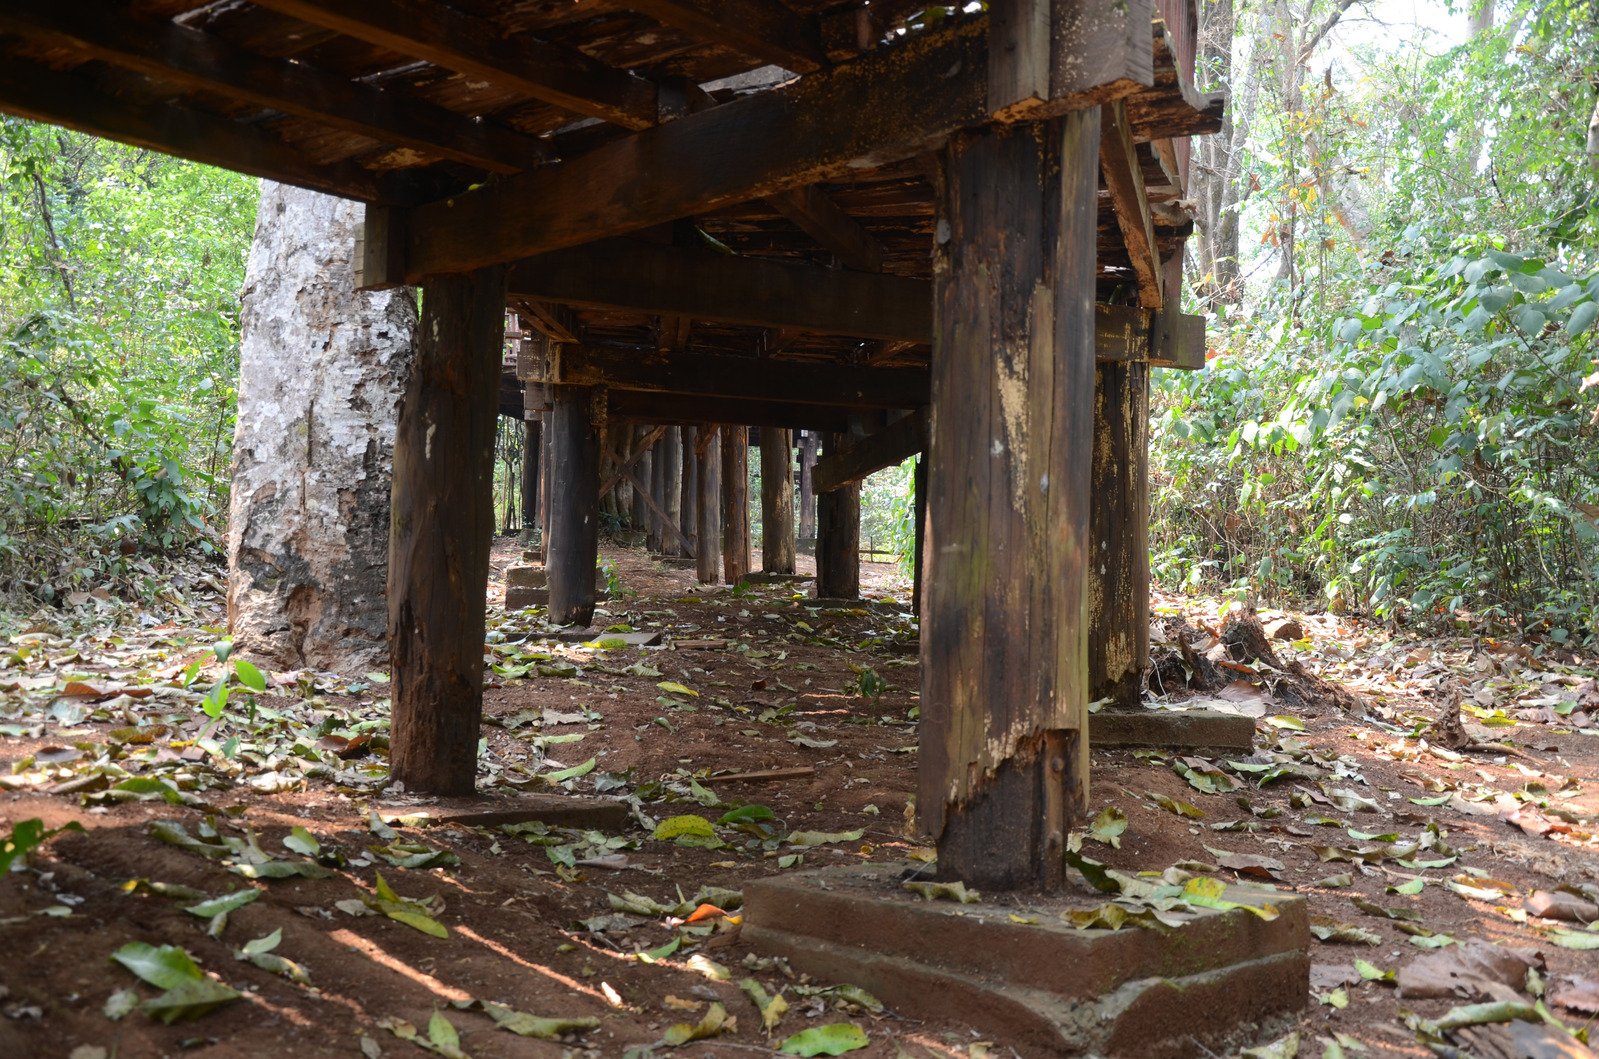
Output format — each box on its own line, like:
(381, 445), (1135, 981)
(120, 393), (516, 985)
(0, 540), (1595, 1058)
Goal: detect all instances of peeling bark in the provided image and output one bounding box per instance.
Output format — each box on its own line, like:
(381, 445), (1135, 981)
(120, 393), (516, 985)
(227, 182), (417, 674)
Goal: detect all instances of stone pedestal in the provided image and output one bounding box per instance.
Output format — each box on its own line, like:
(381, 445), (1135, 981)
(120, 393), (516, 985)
(504, 565), (608, 610)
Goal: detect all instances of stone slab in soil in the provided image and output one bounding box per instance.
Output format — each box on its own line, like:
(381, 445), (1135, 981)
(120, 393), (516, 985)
(743, 863), (1308, 1057)
(376, 794), (630, 830)
(1091, 707), (1257, 750)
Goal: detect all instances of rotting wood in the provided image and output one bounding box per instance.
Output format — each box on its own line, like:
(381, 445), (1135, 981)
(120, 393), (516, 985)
(813, 410), (929, 493)
(547, 385), (605, 626)
(921, 110), (1101, 891)
(388, 266), (506, 796)
(1099, 100), (1164, 308)
(1088, 361), (1151, 710)
(766, 185), (887, 272)
(722, 426), (751, 584)
(695, 425), (722, 585)
(815, 433), (861, 600)
(760, 428), (797, 575)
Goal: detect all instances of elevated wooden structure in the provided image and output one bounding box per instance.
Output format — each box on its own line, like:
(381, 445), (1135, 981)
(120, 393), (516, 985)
(0, 0), (1219, 890)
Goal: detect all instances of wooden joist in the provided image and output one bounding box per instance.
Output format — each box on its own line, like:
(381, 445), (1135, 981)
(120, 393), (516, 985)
(1099, 100), (1163, 309)
(625, 0), (829, 74)
(766, 185), (887, 272)
(0, 0), (551, 175)
(507, 239), (931, 343)
(0, 56), (409, 204)
(552, 345), (928, 410)
(402, 3), (1160, 279)
(812, 411), (930, 493)
(247, 0), (660, 131)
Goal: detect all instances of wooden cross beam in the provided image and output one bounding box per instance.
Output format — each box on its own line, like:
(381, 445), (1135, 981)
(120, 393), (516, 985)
(397, 3), (1160, 279)
(619, 463), (693, 559)
(607, 393), (875, 435)
(812, 410), (930, 493)
(1099, 100), (1164, 309)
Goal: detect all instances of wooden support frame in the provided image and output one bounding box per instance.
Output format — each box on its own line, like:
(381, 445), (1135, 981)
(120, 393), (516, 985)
(815, 433), (861, 599)
(766, 186), (887, 272)
(388, 266), (507, 795)
(812, 410), (929, 493)
(760, 428), (797, 575)
(1089, 361), (1151, 709)
(1099, 100), (1164, 308)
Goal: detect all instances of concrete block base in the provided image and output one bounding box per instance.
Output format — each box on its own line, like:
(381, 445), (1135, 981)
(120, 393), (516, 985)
(377, 794), (629, 830)
(743, 864), (1308, 1057)
(659, 556), (697, 569)
(504, 566), (609, 611)
(1091, 707), (1256, 751)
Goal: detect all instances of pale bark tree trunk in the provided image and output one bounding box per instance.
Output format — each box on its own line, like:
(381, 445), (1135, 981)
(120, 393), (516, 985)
(227, 181), (417, 674)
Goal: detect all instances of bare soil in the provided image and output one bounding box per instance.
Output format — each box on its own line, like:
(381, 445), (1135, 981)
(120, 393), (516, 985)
(0, 542), (1595, 1058)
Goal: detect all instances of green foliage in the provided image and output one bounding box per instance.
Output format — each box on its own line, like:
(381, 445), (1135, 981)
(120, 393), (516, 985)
(1155, 3), (1599, 641)
(0, 120), (256, 604)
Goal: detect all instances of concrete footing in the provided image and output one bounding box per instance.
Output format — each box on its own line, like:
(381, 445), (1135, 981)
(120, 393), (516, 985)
(743, 864), (1308, 1057)
(504, 565), (609, 610)
(1091, 707), (1256, 751)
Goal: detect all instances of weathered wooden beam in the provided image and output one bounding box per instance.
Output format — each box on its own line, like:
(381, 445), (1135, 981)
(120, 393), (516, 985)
(812, 410), (929, 493)
(0, 0), (550, 175)
(760, 428), (797, 575)
(921, 111), (1101, 892)
(621, 461), (688, 560)
(608, 393), (868, 434)
(599, 425), (668, 499)
(547, 386), (605, 625)
(815, 433), (860, 599)
(0, 56), (407, 204)
(404, 4), (1156, 277)
(248, 0), (659, 131)
(765, 185), (887, 272)
(1151, 306), (1207, 370)
(1089, 361), (1151, 709)
(509, 240), (930, 344)
(624, 0), (828, 74)
(722, 427), (751, 584)
(554, 345), (927, 410)
(1099, 100), (1163, 309)
(388, 266), (506, 795)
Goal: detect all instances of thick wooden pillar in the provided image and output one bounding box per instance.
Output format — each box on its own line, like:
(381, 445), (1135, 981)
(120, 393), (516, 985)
(388, 266), (506, 795)
(722, 425), (751, 583)
(912, 454), (926, 616)
(760, 427), (797, 574)
(680, 427), (698, 558)
(695, 425), (721, 584)
(920, 111), (1101, 891)
(1089, 362), (1151, 710)
(547, 385), (604, 626)
(815, 432), (860, 599)
(530, 415), (550, 543)
(538, 413), (552, 548)
(798, 432), (818, 547)
(660, 426), (683, 555)
(632, 428), (653, 533)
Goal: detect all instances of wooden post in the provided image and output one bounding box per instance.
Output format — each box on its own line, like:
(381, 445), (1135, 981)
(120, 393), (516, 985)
(680, 427), (698, 559)
(520, 415), (541, 544)
(661, 425), (683, 554)
(760, 427), (797, 574)
(920, 110), (1101, 892)
(538, 412), (552, 550)
(815, 432), (860, 599)
(387, 266), (506, 795)
(547, 384), (604, 626)
(646, 426), (665, 552)
(695, 424), (721, 584)
(912, 454), (926, 616)
(1089, 361), (1150, 710)
(722, 425), (751, 584)
(632, 427), (653, 533)
(798, 431), (818, 547)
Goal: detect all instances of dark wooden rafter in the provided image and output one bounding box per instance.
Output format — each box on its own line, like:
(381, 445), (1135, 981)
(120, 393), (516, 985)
(0, 54), (410, 203)
(812, 410), (929, 493)
(552, 345), (927, 410)
(0, 0), (552, 175)
(401, 4), (1160, 279)
(765, 185), (887, 272)
(624, 0), (829, 74)
(1099, 100), (1164, 308)
(246, 0), (660, 131)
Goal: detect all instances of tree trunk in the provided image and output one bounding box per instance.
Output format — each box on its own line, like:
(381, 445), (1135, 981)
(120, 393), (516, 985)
(228, 182), (416, 675)
(1088, 361), (1150, 710)
(387, 266), (506, 795)
(760, 427), (797, 573)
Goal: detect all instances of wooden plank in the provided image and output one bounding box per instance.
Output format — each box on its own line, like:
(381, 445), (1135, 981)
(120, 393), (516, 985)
(1099, 100), (1163, 308)
(695, 426), (722, 585)
(812, 410), (929, 493)
(554, 345), (928, 411)
(356, 206), (408, 292)
(765, 186), (887, 273)
(1089, 361), (1151, 710)
(722, 427), (751, 584)
(0, 55), (406, 204)
(760, 427), (797, 575)
(405, 5), (1156, 278)
(608, 392), (867, 434)
(388, 266), (506, 795)
(547, 386), (605, 626)
(815, 433), (860, 599)
(509, 240), (931, 344)
(0, 0), (551, 175)
(248, 0), (659, 131)
(624, 0), (828, 74)
(920, 111), (1101, 891)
